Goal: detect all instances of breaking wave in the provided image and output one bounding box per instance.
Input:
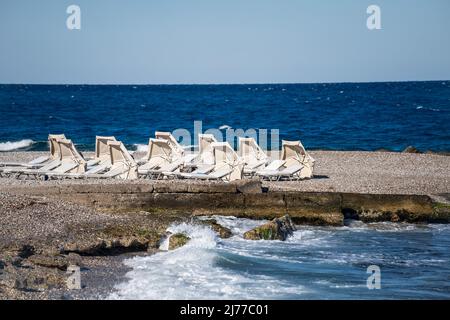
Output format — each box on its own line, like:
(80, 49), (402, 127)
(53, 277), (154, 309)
(0, 139), (34, 151)
(133, 144), (148, 153)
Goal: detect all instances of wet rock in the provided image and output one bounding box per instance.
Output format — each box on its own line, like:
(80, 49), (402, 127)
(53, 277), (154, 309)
(243, 215), (296, 241)
(168, 233), (190, 250)
(402, 146), (421, 153)
(198, 219), (232, 238)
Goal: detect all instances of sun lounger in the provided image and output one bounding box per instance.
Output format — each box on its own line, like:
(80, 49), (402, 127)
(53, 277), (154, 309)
(257, 163), (304, 181)
(4, 158), (62, 176)
(164, 163), (215, 180)
(179, 142), (244, 182)
(178, 165), (234, 181)
(7, 138), (86, 179)
(256, 159), (285, 173)
(144, 159), (184, 179)
(281, 140), (315, 179)
(238, 137), (269, 175)
(83, 141), (138, 179)
(90, 136), (116, 166)
(138, 138), (174, 175)
(0, 134), (65, 168)
(44, 136), (117, 180)
(155, 131), (185, 160)
(196, 134), (217, 165)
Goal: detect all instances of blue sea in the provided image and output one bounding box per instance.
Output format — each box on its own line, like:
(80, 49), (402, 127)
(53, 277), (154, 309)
(1, 81), (450, 152)
(109, 218), (450, 300)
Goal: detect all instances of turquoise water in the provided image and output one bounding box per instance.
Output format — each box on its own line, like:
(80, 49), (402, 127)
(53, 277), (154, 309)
(110, 217), (450, 300)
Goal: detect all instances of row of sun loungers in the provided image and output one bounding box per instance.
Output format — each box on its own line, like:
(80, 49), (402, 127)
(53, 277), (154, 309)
(0, 132), (315, 182)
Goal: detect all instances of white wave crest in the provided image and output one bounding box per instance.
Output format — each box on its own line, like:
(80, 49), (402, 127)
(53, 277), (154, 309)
(109, 221), (307, 300)
(133, 144), (148, 153)
(0, 139), (34, 151)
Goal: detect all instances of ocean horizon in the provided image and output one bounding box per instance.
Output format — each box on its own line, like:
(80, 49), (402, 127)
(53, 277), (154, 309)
(1, 81), (449, 153)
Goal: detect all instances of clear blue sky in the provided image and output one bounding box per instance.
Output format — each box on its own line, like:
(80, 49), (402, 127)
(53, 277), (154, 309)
(1, 0), (449, 84)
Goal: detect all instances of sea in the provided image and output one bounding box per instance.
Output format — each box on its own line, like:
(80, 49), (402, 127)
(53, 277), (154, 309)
(108, 217), (450, 300)
(1, 81), (449, 300)
(0, 81), (449, 152)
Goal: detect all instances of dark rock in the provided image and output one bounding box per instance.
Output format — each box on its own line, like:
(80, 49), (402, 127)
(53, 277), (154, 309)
(168, 233), (190, 250)
(402, 146), (421, 153)
(243, 215), (296, 241)
(198, 219), (232, 238)
(233, 179), (263, 194)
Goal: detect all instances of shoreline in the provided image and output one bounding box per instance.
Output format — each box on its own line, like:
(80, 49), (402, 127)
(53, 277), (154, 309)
(1, 150), (449, 299)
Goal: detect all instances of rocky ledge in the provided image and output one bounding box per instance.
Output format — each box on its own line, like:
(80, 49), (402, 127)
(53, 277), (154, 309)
(244, 215), (296, 241)
(0, 192), (188, 299)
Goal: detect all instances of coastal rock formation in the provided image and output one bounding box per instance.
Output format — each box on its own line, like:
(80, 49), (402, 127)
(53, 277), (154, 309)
(168, 233), (190, 250)
(243, 215), (296, 241)
(197, 219), (232, 238)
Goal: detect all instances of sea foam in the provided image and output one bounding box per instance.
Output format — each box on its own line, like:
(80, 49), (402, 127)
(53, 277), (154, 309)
(133, 144), (148, 153)
(109, 219), (309, 300)
(0, 139), (34, 151)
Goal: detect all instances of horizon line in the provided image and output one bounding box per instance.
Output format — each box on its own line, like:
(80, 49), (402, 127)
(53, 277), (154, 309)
(0, 79), (449, 86)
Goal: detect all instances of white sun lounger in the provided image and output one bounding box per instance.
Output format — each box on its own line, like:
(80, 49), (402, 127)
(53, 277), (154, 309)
(0, 134), (65, 169)
(87, 141), (138, 179)
(86, 136), (117, 167)
(138, 138), (175, 176)
(179, 142), (244, 182)
(281, 140), (315, 179)
(44, 137), (116, 179)
(145, 158), (184, 180)
(155, 131), (185, 160)
(164, 163), (215, 180)
(155, 131), (206, 166)
(10, 138), (87, 179)
(238, 137), (269, 176)
(257, 163), (304, 181)
(178, 165), (234, 181)
(196, 134), (217, 165)
(2, 158), (61, 177)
